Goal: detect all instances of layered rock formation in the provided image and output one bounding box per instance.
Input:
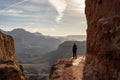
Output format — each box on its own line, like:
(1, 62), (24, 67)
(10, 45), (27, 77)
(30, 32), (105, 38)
(0, 31), (26, 80)
(83, 0), (120, 80)
(49, 56), (85, 80)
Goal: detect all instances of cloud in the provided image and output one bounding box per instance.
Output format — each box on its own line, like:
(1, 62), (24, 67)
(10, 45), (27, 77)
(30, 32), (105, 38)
(66, 0), (85, 13)
(30, 0), (48, 4)
(48, 0), (67, 23)
(5, 0), (28, 10)
(0, 9), (23, 16)
(48, 0), (85, 23)
(3, 0), (47, 12)
(0, 0), (31, 17)
(0, 0), (85, 24)
(0, 9), (36, 18)
(0, 0), (56, 21)
(0, 26), (19, 31)
(51, 28), (56, 31)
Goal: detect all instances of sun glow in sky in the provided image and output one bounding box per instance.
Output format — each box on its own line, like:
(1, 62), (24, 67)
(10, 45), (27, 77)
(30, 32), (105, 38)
(0, 0), (86, 36)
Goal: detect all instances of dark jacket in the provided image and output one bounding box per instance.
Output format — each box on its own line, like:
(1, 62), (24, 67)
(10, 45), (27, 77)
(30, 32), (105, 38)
(73, 44), (77, 52)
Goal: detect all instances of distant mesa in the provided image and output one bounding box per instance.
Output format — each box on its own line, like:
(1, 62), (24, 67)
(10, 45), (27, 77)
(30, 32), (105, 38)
(0, 28), (86, 80)
(47, 41), (86, 65)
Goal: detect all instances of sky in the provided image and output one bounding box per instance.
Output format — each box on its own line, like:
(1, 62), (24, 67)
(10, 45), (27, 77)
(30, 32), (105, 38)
(0, 0), (87, 36)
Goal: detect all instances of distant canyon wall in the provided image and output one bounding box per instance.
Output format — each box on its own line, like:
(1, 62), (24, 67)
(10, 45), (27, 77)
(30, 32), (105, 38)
(0, 31), (26, 80)
(83, 0), (120, 80)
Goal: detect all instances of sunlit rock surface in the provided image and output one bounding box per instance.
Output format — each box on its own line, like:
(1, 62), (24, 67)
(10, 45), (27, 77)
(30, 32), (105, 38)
(0, 31), (26, 80)
(83, 0), (120, 80)
(49, 56), (85, 80)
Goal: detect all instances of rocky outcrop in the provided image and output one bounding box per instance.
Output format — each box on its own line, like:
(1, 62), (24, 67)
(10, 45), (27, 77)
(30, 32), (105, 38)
(49, 56), (85, 80)
(83, 0), (120, 80)
(0, 31), (26, 80)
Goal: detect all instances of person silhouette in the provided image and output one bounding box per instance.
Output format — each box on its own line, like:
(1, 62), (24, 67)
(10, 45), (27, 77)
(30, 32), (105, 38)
(72, 43), (77, 59)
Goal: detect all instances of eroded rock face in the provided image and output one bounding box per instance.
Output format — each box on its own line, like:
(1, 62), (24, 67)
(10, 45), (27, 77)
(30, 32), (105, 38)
(49, 56), (85, 80)
(83, 0), (120, 80)
(0, 32), (26, 80)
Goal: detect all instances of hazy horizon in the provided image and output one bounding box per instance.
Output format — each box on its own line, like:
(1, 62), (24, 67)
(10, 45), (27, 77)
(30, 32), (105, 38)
(0, 0), (87, 36)
(1, 28), (87, 37)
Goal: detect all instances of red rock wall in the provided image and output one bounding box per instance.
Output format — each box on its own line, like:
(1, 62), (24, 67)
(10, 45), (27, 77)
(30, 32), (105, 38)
(0, 32), (26, 80)
(0, 32), (16, 61)
(83, 0), (120, 80)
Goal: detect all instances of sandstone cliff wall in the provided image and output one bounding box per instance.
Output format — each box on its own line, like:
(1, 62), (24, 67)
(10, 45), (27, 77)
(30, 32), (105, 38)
(83, 0), (120, 80)
(0, 31), (26, 80)
(49, 56), (85, 80)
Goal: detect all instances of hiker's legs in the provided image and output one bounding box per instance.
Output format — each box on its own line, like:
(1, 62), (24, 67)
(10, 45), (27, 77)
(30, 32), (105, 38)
(73, 52), (76, 59)
(73, 53), (75, 58)
(74, 51), (77, 59)
(73, 51), (77, 59)
(75, 53), (77, 59)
